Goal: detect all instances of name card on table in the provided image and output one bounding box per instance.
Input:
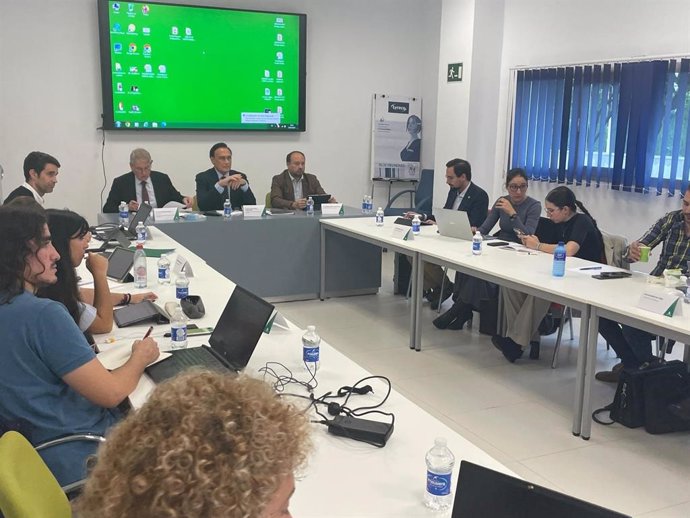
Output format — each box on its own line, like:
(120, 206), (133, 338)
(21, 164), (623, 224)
(320, 203), (344, 216)
(636, 289), (683, 317)
(172, 254), (194, 278)
(153, 207), (179, 222)
(391, 224), (412, 241)
(243, 205), (266, 218)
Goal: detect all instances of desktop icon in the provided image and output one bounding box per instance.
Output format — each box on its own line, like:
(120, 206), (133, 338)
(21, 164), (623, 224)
(117, 101), (124, 110)
(264, 69), (270, 77)
(113, 42), (123, 52)
(142, 5), (149, 14)
(277, 106), (283, 113)
(114, 62), (122, 72)
(171, 26), (178, 35)
(112, 23), (121, 32)
(152, 122), (158, 128)
(143, 121), (149, 127)
(116, 82), (123, 92)
(143, 44), (151, 54)
(185, 27), (192, 36)
(277, 70), (283, 79)
(277, 88), (283, 96)
(130, 85), (139, 92)
(142, 27), (151, 34)
(129, 65), (138, 73)
(125, 121), (131, 127)
(276, 52), (283, 60)
(158, 64), (166, 73)
(112, 2), (120, 11)
(134, 122), (139, 127)
(161, 122), (167, 127)
(127, 23), (136, 33)
(277, 33), (283, 42)
(276, 17), (283, 24)
(128, 43), (137, 53)
(144, 64), (153, 73)
(128, 3), (134, 12)
(264, 88), (270, 96)
(115, 121), (122, 128)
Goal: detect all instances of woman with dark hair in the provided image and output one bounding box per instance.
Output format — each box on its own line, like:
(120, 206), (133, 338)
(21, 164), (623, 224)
(492, 186), (605, 362)
(37, 209), (156, 341)
(400, 114), (422, 162)
(434, 169), (541, 330)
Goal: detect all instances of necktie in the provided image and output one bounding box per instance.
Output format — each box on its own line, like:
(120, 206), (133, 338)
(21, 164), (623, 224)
(141, 181), (149, 203)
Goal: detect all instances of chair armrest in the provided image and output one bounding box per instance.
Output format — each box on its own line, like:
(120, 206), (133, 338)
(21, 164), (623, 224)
(385, 189), (416, 209)
(35, 434), (106, 452)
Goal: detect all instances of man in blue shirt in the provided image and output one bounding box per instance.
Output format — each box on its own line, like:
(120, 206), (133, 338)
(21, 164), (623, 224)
(0, 202), (159, 485)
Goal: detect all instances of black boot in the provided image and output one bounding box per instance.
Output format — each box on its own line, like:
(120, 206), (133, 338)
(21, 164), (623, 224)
(433, 302), (464, 329)
(447, 303), (474, 330)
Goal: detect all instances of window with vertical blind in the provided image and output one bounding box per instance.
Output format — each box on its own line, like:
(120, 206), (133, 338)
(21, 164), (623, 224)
(510, 58), (690, 196)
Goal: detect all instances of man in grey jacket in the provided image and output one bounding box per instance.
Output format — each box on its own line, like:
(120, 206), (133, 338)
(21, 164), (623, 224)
(270, 151), (336, 210)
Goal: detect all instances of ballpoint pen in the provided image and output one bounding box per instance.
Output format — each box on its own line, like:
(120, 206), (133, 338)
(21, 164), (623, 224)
(580, 266), (602, 271)
(143, 326), (154, 339)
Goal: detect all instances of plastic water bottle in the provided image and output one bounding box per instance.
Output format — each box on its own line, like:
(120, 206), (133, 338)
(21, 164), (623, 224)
(118, 201), (129, 227)
(553, 241), (566, 277)
(302, 325), (320, 371)
(170, 306), (188, 349)
(472, 231), (483, 255)
(367, 195), (374, 214)
(135, 221), (147, 244)
(375, 207), (384, 226)
(223, 198), (232, 219)
(362, 194), (368, 214)
(424, 437), (455, 511)
(411, 214), (421, 235)
(133, 243), (147, 288)
(175, 270), (189, 299)
(157, 254), (171, 285)
(306, 196), (315, 216)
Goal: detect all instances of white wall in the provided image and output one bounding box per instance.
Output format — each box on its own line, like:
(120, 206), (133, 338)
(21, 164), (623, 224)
(435, 0), (690, 272)
(0, 0), (442, 221)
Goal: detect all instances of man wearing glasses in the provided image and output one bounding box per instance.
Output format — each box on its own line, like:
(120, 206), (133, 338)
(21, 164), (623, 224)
(103, 148), (192, 213)
(195, 142), (256, 211)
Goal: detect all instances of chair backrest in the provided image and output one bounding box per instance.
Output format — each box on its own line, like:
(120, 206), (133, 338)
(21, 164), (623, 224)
(0, 431), (71, 518)
(601, 230), (629, 269)
(414, 169), (434, 214)
(264, 192), (272, 208)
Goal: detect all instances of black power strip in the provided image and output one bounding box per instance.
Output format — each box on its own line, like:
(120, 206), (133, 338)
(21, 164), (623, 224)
(327, 415), (394, 446)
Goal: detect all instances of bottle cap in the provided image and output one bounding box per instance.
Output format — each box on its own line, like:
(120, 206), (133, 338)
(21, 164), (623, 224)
(307, 325), (316, 332)
(434, 437), (447, 447)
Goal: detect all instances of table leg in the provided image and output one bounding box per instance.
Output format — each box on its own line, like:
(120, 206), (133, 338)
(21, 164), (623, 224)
(413, 253), (424, 351)
(571, 304), (590, 436)
(409, 252), (418, 349)
(580, 308), (600, 440)
(319, 226), (326, 300)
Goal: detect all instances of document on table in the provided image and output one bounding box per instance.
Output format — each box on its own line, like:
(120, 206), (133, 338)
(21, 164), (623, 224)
(97, 345), (171, 370)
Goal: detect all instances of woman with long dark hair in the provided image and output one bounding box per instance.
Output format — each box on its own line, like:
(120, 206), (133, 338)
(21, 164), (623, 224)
(492, 186), (605, 363)
(37, 209), (156, 341)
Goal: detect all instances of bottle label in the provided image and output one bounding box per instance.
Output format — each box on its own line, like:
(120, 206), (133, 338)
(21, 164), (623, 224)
(555, 251), (566, 260)
(426, 471), (452, 496)
(472, 240), (481, 251)
(303, 345), (319, 363)
(224, 207), (231, 217)
(176, 287), (189, 299)
(171, 326), (187, 342)
(412, 222), (420, 232)
(158, 267), (169, 279)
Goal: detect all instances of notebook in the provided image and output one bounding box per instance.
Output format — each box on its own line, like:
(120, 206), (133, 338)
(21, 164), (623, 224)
(452, 461), (631, 518)
(434, 209), (474, 241)
(145, 285), (275, 383)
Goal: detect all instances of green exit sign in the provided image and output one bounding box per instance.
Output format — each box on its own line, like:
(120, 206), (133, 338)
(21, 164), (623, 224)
(447, 62), (463, 82)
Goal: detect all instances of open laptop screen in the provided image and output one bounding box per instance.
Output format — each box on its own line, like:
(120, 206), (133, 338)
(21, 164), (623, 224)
(209, 285), (275, 370)
(452, 461), (630, 518)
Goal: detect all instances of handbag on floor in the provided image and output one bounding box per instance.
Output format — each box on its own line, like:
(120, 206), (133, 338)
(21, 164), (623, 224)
(593, 360), (690, 433)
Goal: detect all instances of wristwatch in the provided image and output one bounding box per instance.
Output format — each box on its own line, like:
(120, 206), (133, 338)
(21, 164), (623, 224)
(509, 213), (517, 220)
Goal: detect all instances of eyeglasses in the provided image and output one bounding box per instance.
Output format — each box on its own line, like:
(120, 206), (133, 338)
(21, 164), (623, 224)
(508, 184), (528, 192)
(215, 155), (232, 162)
(544, 207), (561, 215)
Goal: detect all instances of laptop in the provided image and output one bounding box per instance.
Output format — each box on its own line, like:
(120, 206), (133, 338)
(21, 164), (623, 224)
(435, 208), (474, 240)
(145, 285), (275, 383)
(120, 201), (153, 239)
(306, 194), (331, 211)
(452, 461), (631, 518)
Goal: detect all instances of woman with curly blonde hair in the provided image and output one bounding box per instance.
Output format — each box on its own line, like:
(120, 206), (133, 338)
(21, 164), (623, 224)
(77, 371), (311, 518)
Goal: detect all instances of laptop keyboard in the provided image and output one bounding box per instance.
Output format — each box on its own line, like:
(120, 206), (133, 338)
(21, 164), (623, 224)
(172, 347), (229, 372)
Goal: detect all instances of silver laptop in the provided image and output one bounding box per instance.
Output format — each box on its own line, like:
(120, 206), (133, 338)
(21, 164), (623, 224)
(435, 208), (474, 240)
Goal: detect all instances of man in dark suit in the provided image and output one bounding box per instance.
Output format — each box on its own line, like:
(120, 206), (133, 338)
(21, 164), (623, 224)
(409, 158), (489, 309)
(270, 151), (336, 210)
(195, 143), (256, 211)
(4, 151), (60, 206)
(103, 148), (192, 213)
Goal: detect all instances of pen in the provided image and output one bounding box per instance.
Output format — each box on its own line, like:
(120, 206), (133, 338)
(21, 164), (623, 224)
(580, 266), (602, 271)
(142, 326), (154, 339)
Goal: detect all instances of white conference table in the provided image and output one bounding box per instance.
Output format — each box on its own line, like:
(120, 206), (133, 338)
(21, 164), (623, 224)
(90, 226), (515, 517)
(320, 216), (690, 440)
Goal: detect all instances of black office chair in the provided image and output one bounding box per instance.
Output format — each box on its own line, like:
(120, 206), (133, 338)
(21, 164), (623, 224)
(384, 169), (434, 217)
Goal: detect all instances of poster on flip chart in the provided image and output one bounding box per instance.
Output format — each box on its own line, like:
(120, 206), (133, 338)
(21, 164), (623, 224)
(371, 94), (422, 180)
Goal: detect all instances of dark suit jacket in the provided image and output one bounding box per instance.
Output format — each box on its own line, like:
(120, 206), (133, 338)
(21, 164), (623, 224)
(3, 185), (34, 205)
(428, 182), (489, 228)
(195, 168), (256, 211)
(270, 170), (327, 209)
(103, 171), (185, 213)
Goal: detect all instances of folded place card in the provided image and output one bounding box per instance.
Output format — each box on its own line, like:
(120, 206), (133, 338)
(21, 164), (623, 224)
(321, 203), (344, 216)
(172, 254), (194, 277)
(153, 207), (179, 222)
(391, 224), (411, 241)
(636, 289), (683, 317)
(243, 204), (266, 218)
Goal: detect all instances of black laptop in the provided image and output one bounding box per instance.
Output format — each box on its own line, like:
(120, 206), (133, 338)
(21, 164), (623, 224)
(306, 194), (331, 211)
(145, 285), (275, 383)
(452, 461), (631, 518)
(120, 202), (153, 239)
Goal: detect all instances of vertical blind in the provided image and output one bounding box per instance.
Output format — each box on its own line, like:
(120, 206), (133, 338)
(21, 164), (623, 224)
(511, 58), (690, 195)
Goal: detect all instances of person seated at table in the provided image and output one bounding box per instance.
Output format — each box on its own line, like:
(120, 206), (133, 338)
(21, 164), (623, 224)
(406, 158), (489, 309)
(103, 148), (193, 213)
(77, 372), (311, 518)
(492, 186), (605, 363)
(596, 185), (690, 382)
(270, 151), (336, 210)
(196, 142), (256, 211)
(0, 203), (159, 486)
(434, 168), (541, 330)
(36, 209), (157, 344)
(4, 151), (61, 206)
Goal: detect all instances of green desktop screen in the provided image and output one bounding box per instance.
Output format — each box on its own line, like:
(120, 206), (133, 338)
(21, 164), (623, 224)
(99, 0), (306, 130)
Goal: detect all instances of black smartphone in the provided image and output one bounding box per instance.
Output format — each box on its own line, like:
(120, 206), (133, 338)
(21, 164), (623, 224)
(592, 272), (632, 280)
(487, 241), (510, 247)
